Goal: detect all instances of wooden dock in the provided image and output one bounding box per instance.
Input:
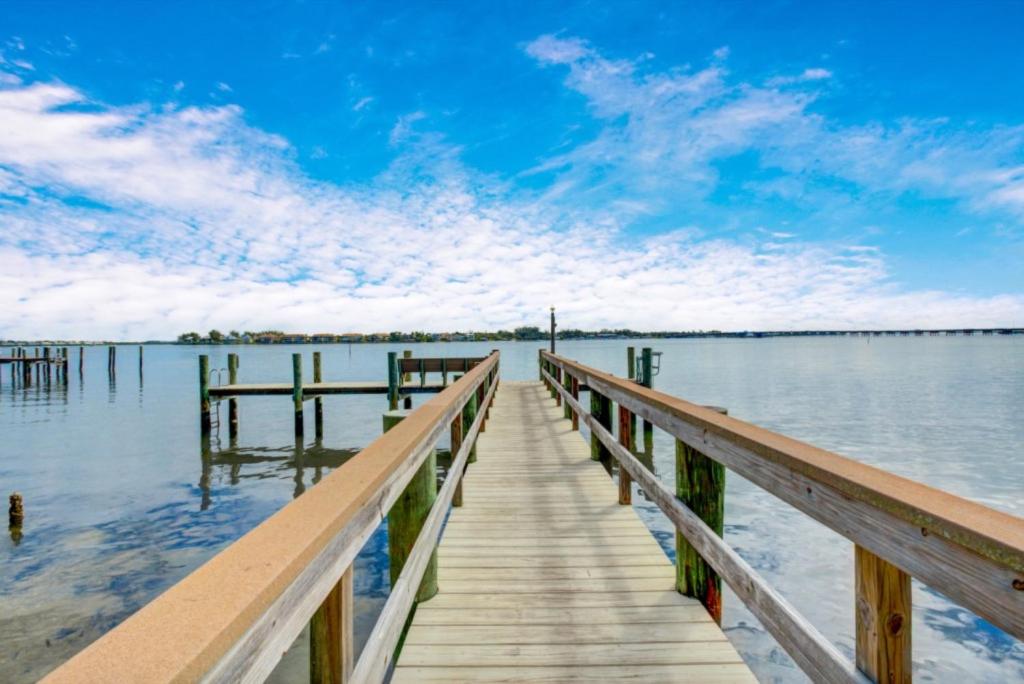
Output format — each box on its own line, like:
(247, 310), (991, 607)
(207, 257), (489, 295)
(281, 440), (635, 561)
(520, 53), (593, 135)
(393, 381), (754, 683)
(44, 348), (1024, 684)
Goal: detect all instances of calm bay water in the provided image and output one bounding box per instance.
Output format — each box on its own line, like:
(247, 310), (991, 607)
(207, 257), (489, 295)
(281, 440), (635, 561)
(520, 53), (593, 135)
(1, 337), (1022, 682)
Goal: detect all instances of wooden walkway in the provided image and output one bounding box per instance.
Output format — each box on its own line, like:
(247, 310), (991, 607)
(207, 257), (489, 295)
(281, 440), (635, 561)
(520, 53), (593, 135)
(208, 381), (446, 397)
(393, 381), (754, 683)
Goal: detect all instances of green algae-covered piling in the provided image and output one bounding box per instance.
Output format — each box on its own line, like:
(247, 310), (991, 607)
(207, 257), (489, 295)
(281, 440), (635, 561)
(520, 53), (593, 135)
(590, 389), (613, 473)
(292, 353), (304, 437)
(313, 351), (324, 440)
(383, 410), (438, 601)
(675, 405), (727, 624)
(199, 355), (211, 435)
(227, 353), (239, 440)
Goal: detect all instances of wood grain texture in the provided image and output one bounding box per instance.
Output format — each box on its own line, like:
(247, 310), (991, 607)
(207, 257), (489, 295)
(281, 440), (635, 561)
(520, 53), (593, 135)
(855, 545), (911, 684)
(392, 381), (752, 684)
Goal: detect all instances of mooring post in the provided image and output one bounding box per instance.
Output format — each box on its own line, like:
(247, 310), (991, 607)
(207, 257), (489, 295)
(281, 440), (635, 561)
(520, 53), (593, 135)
(198, 355), (211, 435)
(641, 347), (654, 452)
(293, 353), (304, 437)
(227, 353), (239, 440)
(387, 351), (399, 411)
(383, 410), (438, 601)
(313, 351), (324, 440)
(590, 390), (613, 472)
(549, 306), (556, 352)
(675, 406), (727, 623)
(451, 412), (464, 507)
(855, 545), (911, 683)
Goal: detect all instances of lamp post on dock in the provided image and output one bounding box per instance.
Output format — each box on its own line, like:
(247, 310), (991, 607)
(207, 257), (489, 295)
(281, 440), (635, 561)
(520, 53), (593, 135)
(549, 307), (556, 353)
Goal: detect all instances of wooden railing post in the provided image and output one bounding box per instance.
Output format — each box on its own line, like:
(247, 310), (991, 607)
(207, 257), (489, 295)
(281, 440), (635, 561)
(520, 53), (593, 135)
(383, 411), (438, 601)
(570, 375), (579, 430)
(227, 353), (239, 440)
(313, 351), (324, 439)
(451, 413), (464, 507)
(855, 545), (911, 683)
(562, 371), (572, 421)
(293, 353), (304, 436)
(675, 406), (727, 624)
(462, 386), (478, 464)
(309, 565), (353, 684)
(590, 390), (613, 472)
(554, 366), (562, 407)
(618, 405), (632, 504)
(198, 354), (210, 435)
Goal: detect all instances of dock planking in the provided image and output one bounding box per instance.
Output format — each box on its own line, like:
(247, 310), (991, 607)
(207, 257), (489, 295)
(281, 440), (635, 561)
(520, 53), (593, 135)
(392, 381), (754, 683)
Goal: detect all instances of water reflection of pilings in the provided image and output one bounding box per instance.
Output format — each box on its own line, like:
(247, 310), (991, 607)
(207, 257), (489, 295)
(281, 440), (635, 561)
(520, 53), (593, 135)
(197, 434), (359, 509)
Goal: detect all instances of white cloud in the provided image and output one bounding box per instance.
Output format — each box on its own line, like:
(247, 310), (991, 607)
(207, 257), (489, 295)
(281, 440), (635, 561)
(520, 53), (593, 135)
(523, 35), (1024, 222)
(352, 96), (374, 112)
(389, 111), (427, 145)
(216, 82), (232, 92)
(0, 79), (1020, 339)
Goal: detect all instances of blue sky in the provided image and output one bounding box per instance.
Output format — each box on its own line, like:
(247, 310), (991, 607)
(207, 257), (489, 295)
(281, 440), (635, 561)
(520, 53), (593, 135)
(1, 1), (1023, 338)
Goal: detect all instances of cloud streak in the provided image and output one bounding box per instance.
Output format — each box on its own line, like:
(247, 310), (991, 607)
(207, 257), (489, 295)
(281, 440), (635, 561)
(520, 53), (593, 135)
(0, 66), (1021, 339)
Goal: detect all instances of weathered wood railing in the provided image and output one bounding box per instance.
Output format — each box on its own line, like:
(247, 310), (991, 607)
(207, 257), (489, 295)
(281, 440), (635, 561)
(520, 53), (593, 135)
(43, 351), (500, 684)
(540, 350), (1024, 684)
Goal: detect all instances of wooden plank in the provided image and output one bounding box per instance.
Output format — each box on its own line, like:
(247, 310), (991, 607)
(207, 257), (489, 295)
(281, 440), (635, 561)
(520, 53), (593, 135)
(392, 664), (756, 683)
(438, 565), (673, 581)
(410, 604), (714, 626)
(398, 641), (746, 667)
(403, 622), (727, 645)
(855, 545), (911, 683)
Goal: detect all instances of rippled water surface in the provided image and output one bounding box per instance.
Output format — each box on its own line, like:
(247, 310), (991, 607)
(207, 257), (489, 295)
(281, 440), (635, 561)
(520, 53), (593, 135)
(1, 338), (1021, 682)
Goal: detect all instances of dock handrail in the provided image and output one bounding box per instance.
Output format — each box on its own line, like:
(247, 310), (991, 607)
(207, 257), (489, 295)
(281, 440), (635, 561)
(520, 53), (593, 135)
(43, 350), (500, 684)
(540, 350), (1024, 683)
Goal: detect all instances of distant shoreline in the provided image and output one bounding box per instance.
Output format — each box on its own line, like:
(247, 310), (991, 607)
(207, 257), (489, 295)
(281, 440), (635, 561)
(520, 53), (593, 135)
(5, 327), (1022, 346)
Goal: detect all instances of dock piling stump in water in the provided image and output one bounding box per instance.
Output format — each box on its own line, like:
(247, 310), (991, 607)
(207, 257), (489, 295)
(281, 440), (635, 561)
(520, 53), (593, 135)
(675, 405), (727, 624)
(8, 492), (23, 527)
(383, 410), (438, 601)
(313, 351), (324, 439)
(292, 353), (304, 437)
(198, 355), (211, 435)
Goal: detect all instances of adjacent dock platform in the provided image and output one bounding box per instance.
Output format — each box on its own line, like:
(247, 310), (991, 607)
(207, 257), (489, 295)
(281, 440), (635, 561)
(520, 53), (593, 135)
(393, 382), (753, 683)
(209, 381), (446, 396)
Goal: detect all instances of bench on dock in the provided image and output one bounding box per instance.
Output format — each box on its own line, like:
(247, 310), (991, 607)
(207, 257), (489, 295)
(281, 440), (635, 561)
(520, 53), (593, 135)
(43, 349), (1024, 684)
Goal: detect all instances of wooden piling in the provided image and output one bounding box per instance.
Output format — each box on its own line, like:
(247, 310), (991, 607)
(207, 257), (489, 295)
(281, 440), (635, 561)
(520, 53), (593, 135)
(109, 346), (116, 377)
(227, 353), (239, 440)
(199, 355), (211, 435)
(570, 375), (579, 430)
(78, 346), (84, 376)
(462, 386), (478, 464)
(293, 353), (304, 437)
(855, 545), (911, 683)
(313, 352), (324, 439)
(562, 370), (572, 421)
(403, 349), (412, 382)
(309, 566), (354, 684)
(451, 413), (464, 507)
(383, 410), (438, 601)
(590, 390), (613, 472)
(618, 405), (633, 504)
(8, 492), (23, 527)
(641, 347), (654, 452)
(138, 345), (144, 376)
(627, 346), (637, 446)
(675, 406), (727, 623)
(387, 351), (399, 411)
